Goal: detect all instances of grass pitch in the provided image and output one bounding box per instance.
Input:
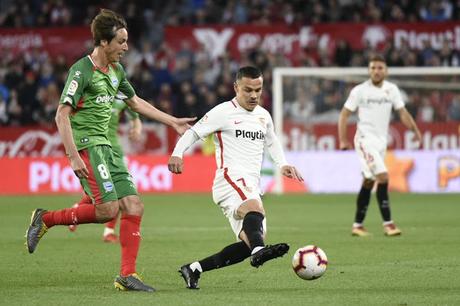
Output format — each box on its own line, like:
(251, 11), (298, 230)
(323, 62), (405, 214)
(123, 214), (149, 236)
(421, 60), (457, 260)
(0, 193), (459, 305)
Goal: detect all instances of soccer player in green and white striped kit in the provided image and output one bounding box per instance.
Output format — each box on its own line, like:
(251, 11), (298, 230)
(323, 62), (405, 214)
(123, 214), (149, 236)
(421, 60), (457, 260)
(25, 9), (195, 292)
(68, 92), (142, 244)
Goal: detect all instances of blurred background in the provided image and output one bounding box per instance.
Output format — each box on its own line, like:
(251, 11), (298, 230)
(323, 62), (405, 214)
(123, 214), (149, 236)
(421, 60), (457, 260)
(0, 0), (459, 194)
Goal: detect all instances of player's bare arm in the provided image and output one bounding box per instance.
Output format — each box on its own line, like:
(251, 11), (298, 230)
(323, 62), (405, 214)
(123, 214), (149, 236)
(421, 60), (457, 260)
(55, 104), (89, 178)
(338, 107), (353, 150)
(125, 95), (196, 135)
(398, 107), (422, 147)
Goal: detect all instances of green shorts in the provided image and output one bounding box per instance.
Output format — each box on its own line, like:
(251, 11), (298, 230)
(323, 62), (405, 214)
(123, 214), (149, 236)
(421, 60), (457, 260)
(79, 145), (137, 204)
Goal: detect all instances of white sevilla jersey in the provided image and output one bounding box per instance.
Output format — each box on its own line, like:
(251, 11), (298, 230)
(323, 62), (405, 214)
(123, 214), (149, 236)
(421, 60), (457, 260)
(191, 98), (282, 180)
(344, 79), (405, 146)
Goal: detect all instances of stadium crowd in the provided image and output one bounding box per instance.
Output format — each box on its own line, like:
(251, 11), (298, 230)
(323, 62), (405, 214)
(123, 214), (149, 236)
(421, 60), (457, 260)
(0, 0), (460, 126)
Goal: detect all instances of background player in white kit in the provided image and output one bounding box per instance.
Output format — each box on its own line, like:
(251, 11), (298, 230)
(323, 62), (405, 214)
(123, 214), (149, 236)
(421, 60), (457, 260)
(338, 55), (422, 237)
(168, 66), (303, 289)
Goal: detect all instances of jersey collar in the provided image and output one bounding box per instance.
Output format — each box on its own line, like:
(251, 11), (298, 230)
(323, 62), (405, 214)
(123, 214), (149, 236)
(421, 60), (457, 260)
(88, 55), (110, 74)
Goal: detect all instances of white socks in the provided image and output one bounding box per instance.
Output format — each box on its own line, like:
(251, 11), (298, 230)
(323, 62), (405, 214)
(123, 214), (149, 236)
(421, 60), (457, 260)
(189, 262), (203, 273)
(251, 246), (264, 255)
(103, 227), (114, 237)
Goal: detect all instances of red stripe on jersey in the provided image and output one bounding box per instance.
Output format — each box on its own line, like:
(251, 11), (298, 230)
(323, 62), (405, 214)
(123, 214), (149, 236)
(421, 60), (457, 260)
(76, 97), (84, 109)
(216, 131), (224, 169)
(71, 97), (84, 115)
(79, 149), (102, 204)
(358, 142), (374, 163)
(224, 167), (247, 201)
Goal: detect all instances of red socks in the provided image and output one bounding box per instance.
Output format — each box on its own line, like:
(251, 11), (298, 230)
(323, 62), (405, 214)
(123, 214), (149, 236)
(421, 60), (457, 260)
(78, 194), (93, 206)
(42, 204), (97, 228)
(119, 214), (142, 276)
(105, 215), (118, 229)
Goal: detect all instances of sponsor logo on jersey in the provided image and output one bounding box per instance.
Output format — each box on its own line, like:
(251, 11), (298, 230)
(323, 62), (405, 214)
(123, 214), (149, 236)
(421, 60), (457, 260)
(67, 80), (78, 96)
(96, 95), (115, 104)
(366, 97), (391, 105)
(103, 181), (114, 192)
(74, 71), (81, 78)
(80, 137), (89, 143)
(235, 129), (265, 140)
(234, 120), (243, 124)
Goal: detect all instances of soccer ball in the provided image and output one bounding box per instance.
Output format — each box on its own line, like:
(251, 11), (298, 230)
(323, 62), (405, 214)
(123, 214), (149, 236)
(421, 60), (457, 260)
(292, 245), (328, 280)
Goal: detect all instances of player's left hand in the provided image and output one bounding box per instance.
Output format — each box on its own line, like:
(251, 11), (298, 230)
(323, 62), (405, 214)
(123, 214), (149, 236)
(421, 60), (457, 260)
(128, 127), (142, 142)
(168, 156), (184, 174)
(413, 129), (422, 148)
(281, 165), (304, 182)
(174, 117), (197, 135)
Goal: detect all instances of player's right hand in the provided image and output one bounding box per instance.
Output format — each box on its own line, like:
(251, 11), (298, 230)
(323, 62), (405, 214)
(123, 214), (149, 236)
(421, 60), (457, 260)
(168, 156), (184, 174)
(69, 155), (89, 179)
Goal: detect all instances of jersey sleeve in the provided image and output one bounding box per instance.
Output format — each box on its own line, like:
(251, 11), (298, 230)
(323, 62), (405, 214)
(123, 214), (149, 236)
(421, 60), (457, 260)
(117, 64), (136, 99)
(392, 85), (405, 110)
(191, 106), (225, 139)
(343, 86), (360, 112)
(59, 64), (87, 108)
(264, 113), (288, 168)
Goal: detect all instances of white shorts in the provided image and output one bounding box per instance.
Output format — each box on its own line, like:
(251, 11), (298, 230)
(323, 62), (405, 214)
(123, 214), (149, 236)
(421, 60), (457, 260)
(354, 135), (387, 179)
(212, 168), (267, 239)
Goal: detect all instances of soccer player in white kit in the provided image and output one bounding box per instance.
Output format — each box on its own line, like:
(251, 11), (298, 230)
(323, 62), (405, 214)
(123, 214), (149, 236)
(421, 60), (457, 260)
(168, 66), (303, 289)
(338, 55), (421, 237)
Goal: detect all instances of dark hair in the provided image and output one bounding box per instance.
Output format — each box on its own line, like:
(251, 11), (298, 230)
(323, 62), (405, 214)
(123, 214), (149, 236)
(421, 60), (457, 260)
(91, 9), (127, 46)
(236, 66), (262, 81)
(368, 54), (386, 64)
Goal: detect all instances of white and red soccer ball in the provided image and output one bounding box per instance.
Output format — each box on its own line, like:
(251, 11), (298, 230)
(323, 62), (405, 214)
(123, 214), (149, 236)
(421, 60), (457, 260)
(292, 245), (328, 280)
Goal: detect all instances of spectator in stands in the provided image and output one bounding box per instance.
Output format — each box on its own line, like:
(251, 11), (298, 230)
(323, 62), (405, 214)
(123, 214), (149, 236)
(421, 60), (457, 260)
(447, 95), (460, 120)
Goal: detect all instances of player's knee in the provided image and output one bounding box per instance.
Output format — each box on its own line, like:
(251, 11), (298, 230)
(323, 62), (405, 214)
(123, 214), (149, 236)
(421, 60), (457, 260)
(239, 199), (265, 217)
(119, 195), (144, 216)
(363, 178), (375, 189)
(95, 201), (119, 222)
(376, 173), (388, 184)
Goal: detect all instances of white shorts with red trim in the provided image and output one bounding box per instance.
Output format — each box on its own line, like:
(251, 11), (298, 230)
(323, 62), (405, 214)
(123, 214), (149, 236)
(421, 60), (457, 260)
(354, 135), (387, 179)
(212, 168), (266, 238)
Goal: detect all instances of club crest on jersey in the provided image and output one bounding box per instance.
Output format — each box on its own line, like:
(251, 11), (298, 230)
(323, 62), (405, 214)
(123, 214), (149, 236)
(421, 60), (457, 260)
(258, 117), (266, 126)
(111, 77), (119, 88)
(198, 114), (208, 124)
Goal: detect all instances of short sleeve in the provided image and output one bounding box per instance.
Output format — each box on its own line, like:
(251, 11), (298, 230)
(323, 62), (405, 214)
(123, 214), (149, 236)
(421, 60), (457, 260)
(344, 86), (360, 112)
(264, 113), (276, 146)
(59, 65), (86, 108)
(392, 85), (405, 110)
(191, 106), (225, 139)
